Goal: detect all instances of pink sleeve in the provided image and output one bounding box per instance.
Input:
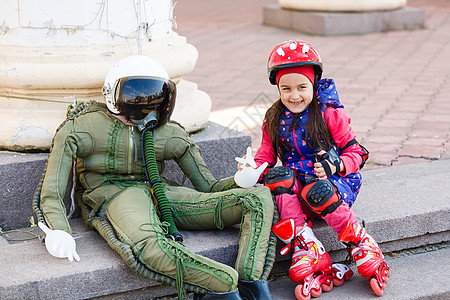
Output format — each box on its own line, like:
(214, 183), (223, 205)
(324, 107), (364, 176)
(254, 123), (277, 168)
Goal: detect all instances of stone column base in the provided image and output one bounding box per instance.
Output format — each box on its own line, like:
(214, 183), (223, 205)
(0, 79), (211, 151)
(263, 5), (426, 35)
(0, 31), (211, 150)
(171, 79), (211, 133)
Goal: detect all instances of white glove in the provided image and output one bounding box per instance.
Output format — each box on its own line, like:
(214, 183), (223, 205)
(38, 222), (80, 262)
(234, 147), (268, 188)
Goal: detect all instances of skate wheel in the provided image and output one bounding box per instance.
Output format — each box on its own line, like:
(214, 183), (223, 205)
(321, 281), (333, 292)
(370, 277), (384, 296)
(333, 278), (345, 287)
(295, 285), (311, 300)
(310, 287), (322, 298)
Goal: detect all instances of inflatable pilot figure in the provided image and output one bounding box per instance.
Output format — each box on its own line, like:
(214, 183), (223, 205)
(33, 56), (278, 300)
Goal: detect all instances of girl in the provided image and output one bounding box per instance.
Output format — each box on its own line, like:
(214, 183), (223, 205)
(249, 40), (390, 299)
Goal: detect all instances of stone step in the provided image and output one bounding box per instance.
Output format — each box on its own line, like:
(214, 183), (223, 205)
(303, 158), (450, 262)
(269, 246), (450, 300)
(0, 121), (250, 230)
(1, 125), (449, 300)
(1, 159), (449, 299)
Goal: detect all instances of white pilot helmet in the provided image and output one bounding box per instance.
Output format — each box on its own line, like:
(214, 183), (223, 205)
(102, 55), (176, 129)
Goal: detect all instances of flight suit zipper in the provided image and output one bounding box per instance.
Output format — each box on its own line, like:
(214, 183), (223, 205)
(128, 126), (138, 174)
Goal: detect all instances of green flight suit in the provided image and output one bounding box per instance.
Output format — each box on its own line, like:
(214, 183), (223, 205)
(36, 102), (275, 294)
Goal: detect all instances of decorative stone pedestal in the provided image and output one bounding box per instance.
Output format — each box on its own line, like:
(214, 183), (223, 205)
(278, 0), (408, 12)
(263, 3), (425, 35)
(0, 0), (211, 151)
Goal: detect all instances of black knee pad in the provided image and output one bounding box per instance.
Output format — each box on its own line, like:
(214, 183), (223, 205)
(300, 179), (342, 216)
(264, 166), (295, 196)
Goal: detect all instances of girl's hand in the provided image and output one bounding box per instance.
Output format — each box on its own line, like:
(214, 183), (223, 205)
(237, 155), (247, 170)
(236, 147), (257, 170)
(313, 150), (335, 179)
(314, 161), (336, 180)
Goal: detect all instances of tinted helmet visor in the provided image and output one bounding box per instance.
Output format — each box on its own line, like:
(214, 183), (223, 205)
(114, 76), (176, 124)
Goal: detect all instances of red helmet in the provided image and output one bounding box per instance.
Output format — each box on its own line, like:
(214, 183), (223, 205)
(267, 40), (323, 85)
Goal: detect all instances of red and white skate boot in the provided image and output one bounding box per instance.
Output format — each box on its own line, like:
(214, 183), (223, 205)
(273, 219), (353, 300)
(338, 220), (390, 296)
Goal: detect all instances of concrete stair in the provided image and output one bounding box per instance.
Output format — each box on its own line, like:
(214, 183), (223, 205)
(270, 246), (450, 300)
(0, 122), (251, 230)
(0, 125), (449, 299)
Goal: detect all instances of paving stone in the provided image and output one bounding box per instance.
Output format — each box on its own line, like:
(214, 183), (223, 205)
(397, 144), (444, 159)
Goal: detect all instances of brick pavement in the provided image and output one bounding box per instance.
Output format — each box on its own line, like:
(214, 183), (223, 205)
(174, 0), (450, 170)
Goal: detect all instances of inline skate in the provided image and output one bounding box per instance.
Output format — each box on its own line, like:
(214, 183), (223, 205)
(273, 219), (353, 300)
(338, 220), (390, 296)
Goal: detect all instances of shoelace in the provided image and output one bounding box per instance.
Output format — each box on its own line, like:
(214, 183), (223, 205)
(291, 234), (314, 258)
(344, 238), (379, 264)
(292, 234), (308, 252)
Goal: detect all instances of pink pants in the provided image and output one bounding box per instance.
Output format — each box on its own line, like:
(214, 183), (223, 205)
(275, 179), (355, 233)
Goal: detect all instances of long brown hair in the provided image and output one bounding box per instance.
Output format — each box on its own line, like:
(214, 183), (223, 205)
(264, 87), (334, 164)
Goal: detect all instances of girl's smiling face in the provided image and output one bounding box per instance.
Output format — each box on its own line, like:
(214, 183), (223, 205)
(278, 73), (313, 114)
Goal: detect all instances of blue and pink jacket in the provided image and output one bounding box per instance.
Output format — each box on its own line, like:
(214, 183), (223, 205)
(254, 79), (365, 206)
